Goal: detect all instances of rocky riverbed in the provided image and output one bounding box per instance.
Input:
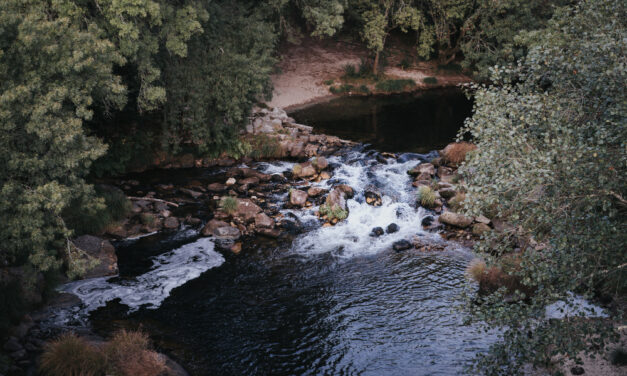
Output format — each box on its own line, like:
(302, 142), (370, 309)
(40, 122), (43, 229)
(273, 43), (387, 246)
(1, 106), (494, 376)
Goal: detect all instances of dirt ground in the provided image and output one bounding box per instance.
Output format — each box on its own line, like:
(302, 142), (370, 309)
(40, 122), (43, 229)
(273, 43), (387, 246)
(266, 37), (472, 110)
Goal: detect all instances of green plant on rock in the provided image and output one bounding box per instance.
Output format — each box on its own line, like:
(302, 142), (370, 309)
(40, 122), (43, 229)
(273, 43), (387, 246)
(319, 203), (348, 221)
(423, 76), (438, 84)
(416, 186), (436, 208)
(219, 196), (238, 215)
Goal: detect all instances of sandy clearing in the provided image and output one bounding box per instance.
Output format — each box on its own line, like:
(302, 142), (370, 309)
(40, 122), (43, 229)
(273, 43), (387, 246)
(266, 38), (472, 110)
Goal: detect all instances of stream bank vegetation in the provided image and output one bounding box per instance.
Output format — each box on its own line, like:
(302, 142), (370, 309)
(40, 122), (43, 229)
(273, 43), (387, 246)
(456, 0), (626, 373)
(0, 0), (624, 374)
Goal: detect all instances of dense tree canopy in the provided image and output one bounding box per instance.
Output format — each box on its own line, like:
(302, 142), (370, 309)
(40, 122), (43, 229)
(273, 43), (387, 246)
(458, 0), (626, 372)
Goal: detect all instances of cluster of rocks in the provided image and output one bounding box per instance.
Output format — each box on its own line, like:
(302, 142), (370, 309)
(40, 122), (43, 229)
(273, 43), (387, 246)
(408, 142), (494, 240)
(245, 107), (355, 158)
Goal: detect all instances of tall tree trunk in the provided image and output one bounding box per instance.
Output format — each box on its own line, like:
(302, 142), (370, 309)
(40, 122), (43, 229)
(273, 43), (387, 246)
(373, 51), (380, 75)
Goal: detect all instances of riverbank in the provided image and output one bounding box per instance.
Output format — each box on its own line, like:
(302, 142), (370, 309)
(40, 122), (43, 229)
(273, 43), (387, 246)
(266, 37), (472, 111)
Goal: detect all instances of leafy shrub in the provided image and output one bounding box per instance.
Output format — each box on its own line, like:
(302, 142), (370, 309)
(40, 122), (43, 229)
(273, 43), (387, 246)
(105, 330), (165, 376)
(40, 333), (107, 376)
(247, 134), (281, 159)
(64, 185), (132, 236)
(423, 76), (438, 84)
(416, 186), (436, 208)
(375, 79), (415, 92)
(329, 84), (354, 94)
(441, 142), (477, 166)
(219, 196), (238, 215)
(358, 85), (370, 93)
(399, 57), (412, 70)
(610, 348), (627, 366)
(437, 62), (463, 72)
(323, 79), (334, 85)
(139, 213), (156, 226)
(342, 64), (357, 78)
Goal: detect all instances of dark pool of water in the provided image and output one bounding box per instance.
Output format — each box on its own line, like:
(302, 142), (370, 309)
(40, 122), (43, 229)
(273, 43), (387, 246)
(91, 237), (491, 376)
(290, 89), (473, 153)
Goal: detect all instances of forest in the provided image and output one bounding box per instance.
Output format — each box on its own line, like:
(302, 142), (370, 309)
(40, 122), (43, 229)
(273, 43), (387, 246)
(0, 0), (625, 375)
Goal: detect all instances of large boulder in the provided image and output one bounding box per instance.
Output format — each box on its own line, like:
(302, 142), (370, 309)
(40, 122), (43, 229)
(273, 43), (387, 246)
(292, 162), (317, 179)
(408, 163), (435, 177)
(163, 217), (180, 229)
(439, 211), (473, 228)
(73, 235), (118, 278)
(289, 189), (308, 207)
(307, 186), (326, 197)
(254, 213), (275, 229)
(201, 219), (230, 236)
(312, 156), (329, 171)
(335, 184), (354, 199)
(235, 199), (263, 222)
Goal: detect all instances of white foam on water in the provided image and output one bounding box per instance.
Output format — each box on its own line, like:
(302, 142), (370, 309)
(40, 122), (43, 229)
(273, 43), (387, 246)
(289, 151), (433, 258)
(545, 292), (608, 319)
(61, 237), (224, 314)
(257, 160), (295, 175)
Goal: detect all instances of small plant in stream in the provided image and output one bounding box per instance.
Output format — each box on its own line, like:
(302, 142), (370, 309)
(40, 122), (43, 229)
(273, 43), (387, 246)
(219, 196), (238, 215)
(319, 203), (348, 221)
(416, 186), (436, 208)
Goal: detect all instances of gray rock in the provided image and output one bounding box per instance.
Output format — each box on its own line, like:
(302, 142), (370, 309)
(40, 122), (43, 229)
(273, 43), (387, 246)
(370, 227), (384, 237)
(289, 190), (308, 207)
(214, 226), (241, 239)
(201, 219), (230, 236)
(73, 235), (118, 278)
(393, 240), (412, 251)
(438, 187), (457, 199)
(439, 211), (473, 228)
(163, 217), (180, 229)
(386, 223), (400, 233)
(254, 213), (275, 229)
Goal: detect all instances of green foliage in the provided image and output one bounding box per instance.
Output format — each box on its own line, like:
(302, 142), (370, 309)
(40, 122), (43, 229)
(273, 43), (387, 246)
(247, 134), (282, 159)
(357, 84), (370, 93)
(330, 84), (355, 93)
(319, 203), (348, 221)
(219, 196), (238, 215)
(610, 348), (627, 366)
(64, 185), (131, 236)
(0, 0), (126, 272)
(416, 186), (436, 208)
(423, 76), (438, 84)
(460, 0), (570, 80)
(324, 79), (335, 85)
(375, 79), (415, 92)
(459, 0), (627, 373)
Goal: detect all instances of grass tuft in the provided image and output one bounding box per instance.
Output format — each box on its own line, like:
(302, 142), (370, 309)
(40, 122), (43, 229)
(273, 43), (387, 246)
(219, 196), (238, 215)
(466, 259), (487, 283)
(442, 142), (477, 166)
(105, 330), (165, 376)
(319, 203), (348, 221)
(40, 333), (107, 376)
(416, 186), (436, 208)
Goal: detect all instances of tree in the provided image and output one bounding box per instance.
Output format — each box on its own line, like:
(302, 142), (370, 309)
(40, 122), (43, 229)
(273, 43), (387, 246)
(350, 0), (425, 74)
(460, 0), (571, 80)
(458, 0), (626, 373)
(0, 0), (126, 272)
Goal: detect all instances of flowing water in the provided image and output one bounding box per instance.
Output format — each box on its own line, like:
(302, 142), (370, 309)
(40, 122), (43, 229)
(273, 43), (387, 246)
(49, 91), (503, 375)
